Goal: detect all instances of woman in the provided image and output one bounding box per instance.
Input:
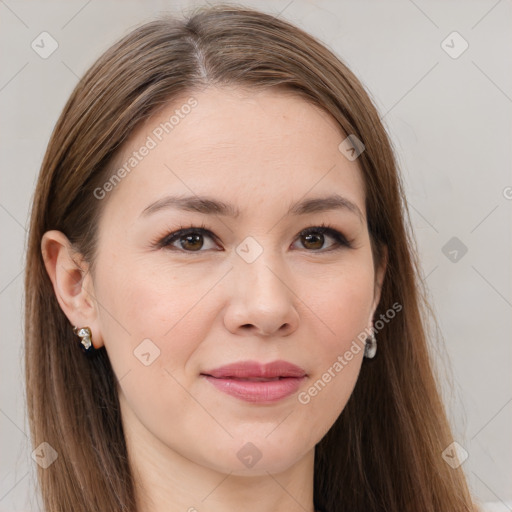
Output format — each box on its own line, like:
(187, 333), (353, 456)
(24, 4), (479, 511)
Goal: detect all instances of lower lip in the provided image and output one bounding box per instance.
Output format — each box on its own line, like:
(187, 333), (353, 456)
(203, 375), (305, 403)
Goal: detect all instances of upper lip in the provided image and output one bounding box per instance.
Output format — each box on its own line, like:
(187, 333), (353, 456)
(201, 360), (307, 379)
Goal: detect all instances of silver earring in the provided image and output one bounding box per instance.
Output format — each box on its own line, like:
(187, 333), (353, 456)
(364, 332), (377, 359)
(73, 326), (94, 353)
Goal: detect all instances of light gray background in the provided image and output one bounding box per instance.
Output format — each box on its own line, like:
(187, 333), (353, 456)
(1, 0), (511, 510)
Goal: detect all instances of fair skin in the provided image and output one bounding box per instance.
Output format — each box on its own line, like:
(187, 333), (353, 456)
(42, 86), (385, 512)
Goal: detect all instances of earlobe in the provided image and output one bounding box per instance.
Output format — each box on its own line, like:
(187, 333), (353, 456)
(41, 230), (104, 349)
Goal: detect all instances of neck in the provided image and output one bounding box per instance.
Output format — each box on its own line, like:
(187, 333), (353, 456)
(120, 396), (316, 512)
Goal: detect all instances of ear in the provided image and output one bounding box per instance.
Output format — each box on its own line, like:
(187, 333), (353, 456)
(369, 245), (388, 325)
(41, 230), (104, 349)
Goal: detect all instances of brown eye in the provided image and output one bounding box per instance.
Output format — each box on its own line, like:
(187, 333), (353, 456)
(178, 233), (204, 251)
(301, 232), (325, 250)
(158, 224), (351, 254)
(294, 225), (351, 252)
(159, 227), (218, 252)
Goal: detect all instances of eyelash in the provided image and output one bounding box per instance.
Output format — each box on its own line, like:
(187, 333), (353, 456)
(154, 222), (353, 254)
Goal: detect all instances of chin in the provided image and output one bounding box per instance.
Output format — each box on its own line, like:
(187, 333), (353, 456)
(198, 435), (313, 476)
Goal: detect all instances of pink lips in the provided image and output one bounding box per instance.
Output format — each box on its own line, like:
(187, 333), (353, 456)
(201, 360), (307, 403)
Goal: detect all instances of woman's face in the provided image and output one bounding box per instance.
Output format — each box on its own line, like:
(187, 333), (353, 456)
(89, 86), (384, 476)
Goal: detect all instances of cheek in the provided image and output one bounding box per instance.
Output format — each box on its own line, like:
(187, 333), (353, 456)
(302, 255), (375, 347)
(93, 251), (218, 382)
(93, 257), (212, 429)
(294, 260), (374, 428)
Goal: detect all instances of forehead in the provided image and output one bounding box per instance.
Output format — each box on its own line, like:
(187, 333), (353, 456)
(101, 86), (366, 221)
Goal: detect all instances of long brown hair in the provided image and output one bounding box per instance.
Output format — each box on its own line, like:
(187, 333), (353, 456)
(25, 4), (478, 511)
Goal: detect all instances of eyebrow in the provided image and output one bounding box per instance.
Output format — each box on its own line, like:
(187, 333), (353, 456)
(140, 193), (364, 223)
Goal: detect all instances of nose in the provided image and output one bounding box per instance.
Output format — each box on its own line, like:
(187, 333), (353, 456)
(223, 255), (300, 338)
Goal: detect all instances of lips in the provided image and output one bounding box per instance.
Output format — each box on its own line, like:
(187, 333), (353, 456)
(203, 360), (307, 379)
(201, 360), (307, 403)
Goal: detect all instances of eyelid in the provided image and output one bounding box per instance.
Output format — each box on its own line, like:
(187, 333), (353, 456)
(297, 225), (352, 249)
(156, 222), (217, 249)
(156, 222), (353, 252)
